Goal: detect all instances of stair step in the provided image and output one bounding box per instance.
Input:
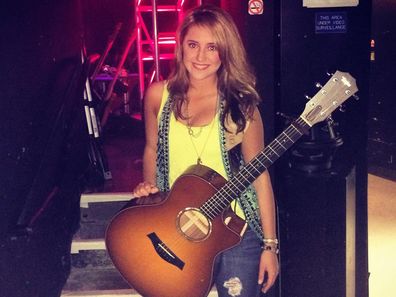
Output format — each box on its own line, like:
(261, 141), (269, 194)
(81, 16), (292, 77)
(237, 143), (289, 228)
(64, 250), (128, 292)
(78, 200), (128, 240)
(71, 238), (106, 253)
(61, 289), (139, 297)
(80, 192), (132, 208)
(64, 248), (219, 296)
(74, 193), (133, 252)
(64, 249), (219, 296)
(62, 288), (219, 297)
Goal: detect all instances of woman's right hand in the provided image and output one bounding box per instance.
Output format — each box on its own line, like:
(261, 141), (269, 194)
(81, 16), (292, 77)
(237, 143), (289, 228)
(132, 181), (159, 198)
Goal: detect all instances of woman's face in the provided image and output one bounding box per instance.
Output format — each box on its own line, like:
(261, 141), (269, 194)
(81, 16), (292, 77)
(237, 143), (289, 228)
(182, 25), (222, 83)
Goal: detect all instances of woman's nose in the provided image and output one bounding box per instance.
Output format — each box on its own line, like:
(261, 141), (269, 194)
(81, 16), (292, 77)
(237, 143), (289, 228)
(196, 47), (205, 61)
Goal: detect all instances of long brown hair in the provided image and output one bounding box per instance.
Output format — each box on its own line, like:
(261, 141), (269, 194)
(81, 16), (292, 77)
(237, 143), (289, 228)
(167, 5), (261, 132)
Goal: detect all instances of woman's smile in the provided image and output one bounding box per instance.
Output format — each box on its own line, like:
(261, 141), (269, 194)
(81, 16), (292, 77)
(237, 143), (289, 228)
(192, 62), (210, 70)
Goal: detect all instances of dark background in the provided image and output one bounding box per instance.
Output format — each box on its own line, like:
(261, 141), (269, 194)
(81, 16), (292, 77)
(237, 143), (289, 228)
(0, 0), (393, 296)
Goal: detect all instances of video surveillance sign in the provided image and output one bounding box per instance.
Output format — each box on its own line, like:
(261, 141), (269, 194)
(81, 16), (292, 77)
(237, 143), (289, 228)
(315, 11), (348, 34)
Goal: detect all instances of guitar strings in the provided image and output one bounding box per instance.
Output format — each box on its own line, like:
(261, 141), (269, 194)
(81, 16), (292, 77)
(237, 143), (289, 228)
(201, 118), (306, 218)
(206, 129), (299, 214)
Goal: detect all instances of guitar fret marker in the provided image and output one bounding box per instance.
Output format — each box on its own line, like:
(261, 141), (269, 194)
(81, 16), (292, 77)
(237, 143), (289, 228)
(243, 168), (256, 179)
(274, 139), (285, 151)
(251, 158), (265, 171)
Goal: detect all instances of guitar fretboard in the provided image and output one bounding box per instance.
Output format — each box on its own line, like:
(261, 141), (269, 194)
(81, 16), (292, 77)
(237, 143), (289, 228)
(200, 117), (310, 219)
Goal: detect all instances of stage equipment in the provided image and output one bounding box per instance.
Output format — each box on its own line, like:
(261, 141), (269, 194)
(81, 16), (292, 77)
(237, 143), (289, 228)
(81, 48), (112, 188)
(288, 115), (344, 173)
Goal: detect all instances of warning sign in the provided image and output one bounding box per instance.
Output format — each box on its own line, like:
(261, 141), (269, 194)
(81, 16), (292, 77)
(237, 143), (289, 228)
(248, 0), (264, 15)
(315, 12), (348, 34)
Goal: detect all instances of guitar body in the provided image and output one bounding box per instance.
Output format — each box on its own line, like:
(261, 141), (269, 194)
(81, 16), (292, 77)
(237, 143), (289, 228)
(105, 165), (247, 297)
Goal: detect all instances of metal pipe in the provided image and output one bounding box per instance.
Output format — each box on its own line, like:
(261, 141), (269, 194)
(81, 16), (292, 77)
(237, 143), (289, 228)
(104, 30), (137, 101)
(91, 22), (123, 81)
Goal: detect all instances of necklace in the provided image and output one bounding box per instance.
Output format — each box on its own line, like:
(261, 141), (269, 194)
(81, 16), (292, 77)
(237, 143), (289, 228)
(185, 97), (218, 164)
(188, 117), (216, 165)
(187, 124), (203, 138)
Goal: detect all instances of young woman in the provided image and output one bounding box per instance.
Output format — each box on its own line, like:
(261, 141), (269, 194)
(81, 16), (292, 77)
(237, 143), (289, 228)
(132, 5), (279, 296)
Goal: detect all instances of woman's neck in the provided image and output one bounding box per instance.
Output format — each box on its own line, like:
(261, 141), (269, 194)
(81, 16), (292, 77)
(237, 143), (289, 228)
(188, 76), (218, 94)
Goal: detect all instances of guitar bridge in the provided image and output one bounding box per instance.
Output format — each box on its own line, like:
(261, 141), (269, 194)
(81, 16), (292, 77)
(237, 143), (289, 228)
(147, 232), (185, 270)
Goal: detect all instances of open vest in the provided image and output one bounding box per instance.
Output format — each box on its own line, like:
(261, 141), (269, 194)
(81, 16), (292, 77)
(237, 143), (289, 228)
(156, 92), (264, 240)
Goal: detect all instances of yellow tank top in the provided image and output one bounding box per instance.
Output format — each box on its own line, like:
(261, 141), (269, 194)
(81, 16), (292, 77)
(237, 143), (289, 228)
(158, 85), (245, 219)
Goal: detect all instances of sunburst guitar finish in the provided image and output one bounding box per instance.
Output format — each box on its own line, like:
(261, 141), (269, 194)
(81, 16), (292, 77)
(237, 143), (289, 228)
(105, 165), (247, 297)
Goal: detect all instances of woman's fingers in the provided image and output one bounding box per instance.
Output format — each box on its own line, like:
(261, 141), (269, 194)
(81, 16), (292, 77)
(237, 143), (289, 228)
(132, 182), (159, 197)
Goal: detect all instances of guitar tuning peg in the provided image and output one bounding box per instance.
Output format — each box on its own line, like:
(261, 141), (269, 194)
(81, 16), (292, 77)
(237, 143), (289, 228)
(325, 115), (334, 125)
(326, 71), (334, 76)
(339, 104), (346, 112)
(315, 82), (323, 88)
(304, 94), (312, 100)
(353, 94), (360, 100)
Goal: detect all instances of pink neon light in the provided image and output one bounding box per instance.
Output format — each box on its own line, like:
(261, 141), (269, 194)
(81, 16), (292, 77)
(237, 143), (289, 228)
(150, 70), (156, 83)
(159, 40), (176, 45)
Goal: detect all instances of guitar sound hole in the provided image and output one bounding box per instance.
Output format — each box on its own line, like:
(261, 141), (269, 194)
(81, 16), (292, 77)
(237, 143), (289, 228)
(176, 208), (212, 242)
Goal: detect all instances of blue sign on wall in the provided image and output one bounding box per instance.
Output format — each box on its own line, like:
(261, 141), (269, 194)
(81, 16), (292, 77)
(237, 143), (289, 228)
(315, 12), (348, 34)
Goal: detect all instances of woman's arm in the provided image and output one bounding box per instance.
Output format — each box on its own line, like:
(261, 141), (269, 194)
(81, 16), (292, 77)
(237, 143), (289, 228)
(241, 107), (279, 293)
(132, 81), (164, 197)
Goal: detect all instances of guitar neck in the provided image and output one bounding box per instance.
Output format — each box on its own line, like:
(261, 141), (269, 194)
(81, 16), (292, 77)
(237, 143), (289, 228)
(201, 117), (311, 219)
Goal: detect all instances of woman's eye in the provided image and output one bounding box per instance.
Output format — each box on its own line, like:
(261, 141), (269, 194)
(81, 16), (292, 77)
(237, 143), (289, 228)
(188, 42), (197, 48)
(208, 45), (217, 51)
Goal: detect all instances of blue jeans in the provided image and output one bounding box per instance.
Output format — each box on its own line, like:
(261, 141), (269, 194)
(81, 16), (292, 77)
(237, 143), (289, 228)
(213, 228), (262, 297)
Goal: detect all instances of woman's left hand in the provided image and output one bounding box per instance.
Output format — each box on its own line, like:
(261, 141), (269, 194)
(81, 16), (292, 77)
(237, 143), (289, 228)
(258, 250), (279, 294)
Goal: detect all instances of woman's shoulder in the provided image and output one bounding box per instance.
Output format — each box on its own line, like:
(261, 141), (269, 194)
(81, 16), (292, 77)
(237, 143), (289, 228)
(144, 80), (168, 116)
(145, 80), (167, 104)
(145, 80), (166, 98)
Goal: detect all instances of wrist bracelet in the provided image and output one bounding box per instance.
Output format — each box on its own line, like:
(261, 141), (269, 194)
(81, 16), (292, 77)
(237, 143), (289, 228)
(262, 244), (279, 254)
(263, 238), (279, 245)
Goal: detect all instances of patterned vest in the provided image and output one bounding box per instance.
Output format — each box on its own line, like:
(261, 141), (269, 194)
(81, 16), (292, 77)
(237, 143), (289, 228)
(156, 95), (264, 240)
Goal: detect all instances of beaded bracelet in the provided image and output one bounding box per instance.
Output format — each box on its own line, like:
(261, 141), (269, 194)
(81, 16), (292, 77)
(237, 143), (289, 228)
(262, 244), (279, 254)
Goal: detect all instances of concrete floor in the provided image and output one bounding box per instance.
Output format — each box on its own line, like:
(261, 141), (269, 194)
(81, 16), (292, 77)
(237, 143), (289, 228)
(368, 174), (396, 297)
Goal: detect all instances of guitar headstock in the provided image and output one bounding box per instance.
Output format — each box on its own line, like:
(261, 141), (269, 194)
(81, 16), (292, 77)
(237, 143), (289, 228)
(301, 71), (358, 126)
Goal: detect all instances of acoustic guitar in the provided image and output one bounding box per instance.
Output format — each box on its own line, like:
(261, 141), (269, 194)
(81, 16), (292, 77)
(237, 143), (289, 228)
(105, 71), (358, 297)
